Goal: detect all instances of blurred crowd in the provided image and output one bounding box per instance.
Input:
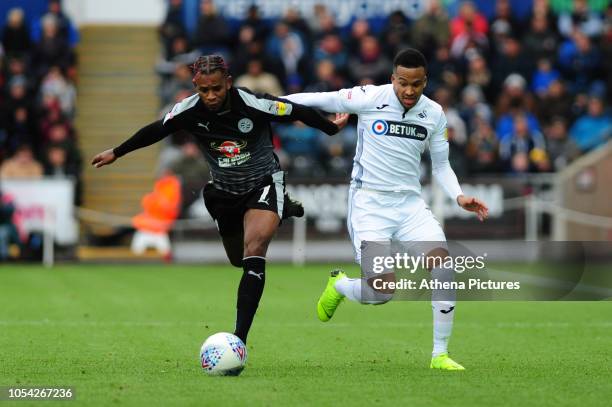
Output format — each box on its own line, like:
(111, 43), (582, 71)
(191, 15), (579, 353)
(0, 0), (81, 202)
(157, 0), (611, 178)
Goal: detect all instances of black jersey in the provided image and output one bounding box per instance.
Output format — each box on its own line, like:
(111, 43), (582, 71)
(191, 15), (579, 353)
(113, 87), (338, 194)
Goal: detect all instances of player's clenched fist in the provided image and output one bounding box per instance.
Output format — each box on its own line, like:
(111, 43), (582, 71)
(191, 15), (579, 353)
(91, 149), (117, 168)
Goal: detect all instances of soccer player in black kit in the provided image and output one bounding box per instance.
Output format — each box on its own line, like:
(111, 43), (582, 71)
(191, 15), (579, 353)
(91, 55), (347, 344)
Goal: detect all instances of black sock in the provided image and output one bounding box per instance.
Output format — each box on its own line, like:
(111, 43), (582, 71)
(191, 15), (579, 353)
(234, 256), (266, 344)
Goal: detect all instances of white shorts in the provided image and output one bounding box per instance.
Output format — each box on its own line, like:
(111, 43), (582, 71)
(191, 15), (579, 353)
(347, 188), (446, 264)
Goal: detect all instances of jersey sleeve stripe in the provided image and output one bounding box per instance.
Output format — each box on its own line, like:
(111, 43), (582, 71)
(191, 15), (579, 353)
(163, 93), (199, 124)
(237, 88), (293, 116)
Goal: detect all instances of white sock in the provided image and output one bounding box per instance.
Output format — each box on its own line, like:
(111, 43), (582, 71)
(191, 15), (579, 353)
(334, 276), (362, 303)
(432, 300), (455, 357)
(431, 267), (456, 357)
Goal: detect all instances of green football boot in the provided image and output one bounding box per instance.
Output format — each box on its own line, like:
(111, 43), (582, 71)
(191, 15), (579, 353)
(316, 270), (346, 322)
(430, 354), (466, 371)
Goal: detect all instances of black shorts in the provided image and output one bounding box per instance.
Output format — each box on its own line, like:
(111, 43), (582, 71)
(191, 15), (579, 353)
(203, 171), (285, 237)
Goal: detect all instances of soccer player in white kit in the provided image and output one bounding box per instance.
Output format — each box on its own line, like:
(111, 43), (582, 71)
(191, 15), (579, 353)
(283, 48), (488, 370)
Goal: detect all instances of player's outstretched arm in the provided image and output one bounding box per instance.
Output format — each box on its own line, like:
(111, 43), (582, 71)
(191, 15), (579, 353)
(90, 120), (173, 169)
(457, 195), (489, 222)
(268, 99), (342, 135)
(282, 86), (368, 115)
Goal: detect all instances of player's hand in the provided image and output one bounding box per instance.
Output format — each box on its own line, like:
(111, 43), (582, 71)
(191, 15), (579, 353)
(332, 113), (350, 131)
(457, 195), (489, 221)
(91, 149), (117, 168)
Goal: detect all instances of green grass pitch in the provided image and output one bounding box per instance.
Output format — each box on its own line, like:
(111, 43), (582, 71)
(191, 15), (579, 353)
(1, 264), (610, 406)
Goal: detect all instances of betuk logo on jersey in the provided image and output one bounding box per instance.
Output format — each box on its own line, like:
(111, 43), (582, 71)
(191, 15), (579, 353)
(211, 140), (247, 158)
(371, 120), (428, 141)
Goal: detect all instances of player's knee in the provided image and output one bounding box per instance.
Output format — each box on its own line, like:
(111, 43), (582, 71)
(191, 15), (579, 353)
(243, 235), (270, 257)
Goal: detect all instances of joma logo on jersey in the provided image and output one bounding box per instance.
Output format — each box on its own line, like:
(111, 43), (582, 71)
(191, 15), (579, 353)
(371, 120), (428, 140)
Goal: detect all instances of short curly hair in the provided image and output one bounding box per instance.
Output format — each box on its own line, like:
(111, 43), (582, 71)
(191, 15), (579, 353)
(393, 48), (427, 73)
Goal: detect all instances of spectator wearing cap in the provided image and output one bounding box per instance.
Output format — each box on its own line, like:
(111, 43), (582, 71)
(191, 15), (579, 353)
(558, 0), (604, 39)
(2, 8), (31, 58)
(569, 93), (612, 153)
(500, 114), (550, 173)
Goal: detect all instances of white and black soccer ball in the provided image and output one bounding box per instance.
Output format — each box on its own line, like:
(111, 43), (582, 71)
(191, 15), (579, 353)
(199, 332), (247, 376)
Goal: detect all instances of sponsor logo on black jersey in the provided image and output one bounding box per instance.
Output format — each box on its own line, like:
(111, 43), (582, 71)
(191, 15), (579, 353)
(210, 140), (248, 158)
(371, 120), (428, 140)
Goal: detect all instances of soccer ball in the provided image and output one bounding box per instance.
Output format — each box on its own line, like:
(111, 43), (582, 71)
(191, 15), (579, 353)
(199, 332), (247, 376)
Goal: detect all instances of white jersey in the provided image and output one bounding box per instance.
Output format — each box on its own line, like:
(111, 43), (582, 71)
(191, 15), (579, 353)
(283, 84), (463, 199)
